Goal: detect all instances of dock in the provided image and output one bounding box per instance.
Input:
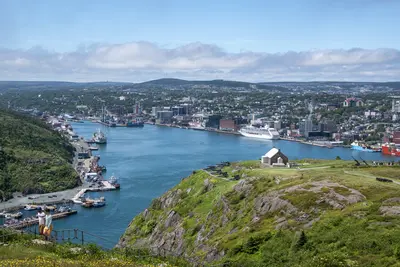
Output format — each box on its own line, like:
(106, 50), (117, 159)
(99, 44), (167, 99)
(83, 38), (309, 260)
(71, 181), (119, 204)
(3, 210), (78, 230)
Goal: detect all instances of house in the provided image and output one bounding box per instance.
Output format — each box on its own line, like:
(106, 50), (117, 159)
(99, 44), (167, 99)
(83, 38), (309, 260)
(343, 98), (363, 107)
(261, 148), (289, 167)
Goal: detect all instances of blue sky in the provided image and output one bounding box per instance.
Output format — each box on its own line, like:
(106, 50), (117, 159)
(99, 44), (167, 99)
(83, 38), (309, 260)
(1, 0), (400, 82)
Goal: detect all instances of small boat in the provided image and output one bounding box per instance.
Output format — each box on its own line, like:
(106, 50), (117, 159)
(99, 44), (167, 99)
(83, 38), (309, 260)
(92, 200), (106, 208)
(81, 196), (106, 208)
(109, 175), (120, 189)
(24, 205), (39, 211)
(81, 200), (94, 208)
(89, 146), (99, 151)
(56, 206), (71, 213)
(45, 205), (57, 211)
(11, 212), (23, 219)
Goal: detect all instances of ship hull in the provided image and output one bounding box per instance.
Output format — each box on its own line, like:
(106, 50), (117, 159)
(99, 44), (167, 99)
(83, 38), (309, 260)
(382, 145), (400, 156)
(239, 130), (279, 140)
(351, 145), (379, 152)
(126, 123), (144, 127)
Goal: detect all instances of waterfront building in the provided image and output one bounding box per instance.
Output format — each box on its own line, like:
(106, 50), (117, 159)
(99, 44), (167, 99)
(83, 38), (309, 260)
(261, 148), (288, 167)
(182, 104), (191, 115)
(151, 107), (161, 117)
(394, 131), (400, 144)
(274, 121), (282, 131)
(172, 106), (185, 116)
(204, 115), (222, 129)
(219, 119), (237, 132)
(156, 111), (173, 124)
(304, 119), (313, 137)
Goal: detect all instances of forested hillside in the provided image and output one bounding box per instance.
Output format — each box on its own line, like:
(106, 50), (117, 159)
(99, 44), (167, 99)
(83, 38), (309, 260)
(0, 109), (78, 199)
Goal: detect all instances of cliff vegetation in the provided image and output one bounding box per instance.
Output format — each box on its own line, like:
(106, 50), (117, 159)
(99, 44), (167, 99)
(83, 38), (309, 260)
(119, 159), (400, 266)
(0, 109), (78, 199)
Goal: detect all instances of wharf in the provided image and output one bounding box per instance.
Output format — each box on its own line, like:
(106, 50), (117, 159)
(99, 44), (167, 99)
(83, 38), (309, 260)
(3, 210), (78, 230)
(280, 137), (333, 148)
(153, 123), (242, 136)
(71, 181), (119, 204)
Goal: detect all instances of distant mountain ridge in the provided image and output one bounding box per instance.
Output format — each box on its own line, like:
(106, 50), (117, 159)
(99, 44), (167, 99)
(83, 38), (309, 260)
(1, 79), (400, 91)
(135, 78), (284, 90)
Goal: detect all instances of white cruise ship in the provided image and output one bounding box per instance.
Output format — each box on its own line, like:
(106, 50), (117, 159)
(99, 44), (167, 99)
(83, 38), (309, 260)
(239, 125), (280, 140)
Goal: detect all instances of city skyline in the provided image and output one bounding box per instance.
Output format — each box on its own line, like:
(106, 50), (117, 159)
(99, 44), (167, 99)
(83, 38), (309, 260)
(1, 0), (400, 82)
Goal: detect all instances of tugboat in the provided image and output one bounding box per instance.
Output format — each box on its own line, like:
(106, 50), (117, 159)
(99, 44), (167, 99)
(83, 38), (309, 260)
(351, 141), (381, 152)
(92, 129), (107, 144)
(382, 143), (400, 156)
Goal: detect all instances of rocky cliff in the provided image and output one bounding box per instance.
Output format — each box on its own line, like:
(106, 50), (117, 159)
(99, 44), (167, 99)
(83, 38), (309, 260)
(118, 160), (400, 266)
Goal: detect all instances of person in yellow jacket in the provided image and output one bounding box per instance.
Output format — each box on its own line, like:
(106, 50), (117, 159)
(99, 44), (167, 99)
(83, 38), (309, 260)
(43, 210), (53, 240)
(37, 208), (46, 235)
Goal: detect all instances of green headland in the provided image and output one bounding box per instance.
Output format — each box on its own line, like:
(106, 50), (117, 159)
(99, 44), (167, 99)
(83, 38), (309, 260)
(118, 159), (400, 267)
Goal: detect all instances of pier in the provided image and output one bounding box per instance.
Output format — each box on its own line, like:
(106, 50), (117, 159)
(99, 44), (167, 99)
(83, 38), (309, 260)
(71, 181), (119, 204)
(3, 210), (78, 230)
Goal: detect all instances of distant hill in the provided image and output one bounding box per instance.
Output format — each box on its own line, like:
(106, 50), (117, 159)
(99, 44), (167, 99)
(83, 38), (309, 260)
(0, 109), (78, 199)
(136, 78), (284, 90)
(0, 81), (132, 91)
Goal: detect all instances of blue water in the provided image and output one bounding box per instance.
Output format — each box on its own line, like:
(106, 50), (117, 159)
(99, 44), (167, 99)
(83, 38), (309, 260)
(46, 122), (392, 247)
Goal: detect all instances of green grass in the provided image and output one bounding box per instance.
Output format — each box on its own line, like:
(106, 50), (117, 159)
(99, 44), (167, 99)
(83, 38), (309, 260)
(122, 160), (400, 266)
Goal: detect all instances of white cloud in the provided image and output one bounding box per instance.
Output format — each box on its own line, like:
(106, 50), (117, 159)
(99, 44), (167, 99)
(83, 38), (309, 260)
(0, 42), (400, 82)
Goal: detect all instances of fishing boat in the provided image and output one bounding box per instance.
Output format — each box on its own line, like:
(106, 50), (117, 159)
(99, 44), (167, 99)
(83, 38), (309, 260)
(351, 141), (381, 152)
(382, 143), (400, 156)
(109, 175), (120, 189)
(92, 129), (107, 144)
(56, 205), (72, 213)
(81, 197), (106, 208)
(92, 199), (106, 208)
(4, 212), (23, 219)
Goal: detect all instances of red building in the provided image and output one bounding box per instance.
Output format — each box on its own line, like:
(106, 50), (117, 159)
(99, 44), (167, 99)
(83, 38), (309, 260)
(394, 131), (400, 144)
(219, 119), (237, 131)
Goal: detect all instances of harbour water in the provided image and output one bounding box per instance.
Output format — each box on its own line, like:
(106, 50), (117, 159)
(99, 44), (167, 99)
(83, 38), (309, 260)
(28, 123), (397, 247)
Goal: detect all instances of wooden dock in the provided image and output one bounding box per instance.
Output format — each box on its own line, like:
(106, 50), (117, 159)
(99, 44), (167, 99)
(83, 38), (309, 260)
(3, 210), (78, 230)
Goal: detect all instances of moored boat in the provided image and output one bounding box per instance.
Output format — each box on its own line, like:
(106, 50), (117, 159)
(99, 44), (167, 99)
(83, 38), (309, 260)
(127, 117), (144, 127)
(351, 141), (381, 152)
(239, 124), (280, 140)
(24, 205), (39, 211)
(109, 175), (120, 189)
(382, 143), (400, 156)
(81, 197), (106, 208)
(92, 129), (107, 144)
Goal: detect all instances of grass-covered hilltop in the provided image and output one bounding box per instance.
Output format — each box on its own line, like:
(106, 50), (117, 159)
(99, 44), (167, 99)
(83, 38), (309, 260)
(118, 159), (400, 267)
(0, 109), (78, 199)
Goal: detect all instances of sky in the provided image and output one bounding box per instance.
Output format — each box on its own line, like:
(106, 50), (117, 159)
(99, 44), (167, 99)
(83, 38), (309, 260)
(1, 0), (400, 82)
